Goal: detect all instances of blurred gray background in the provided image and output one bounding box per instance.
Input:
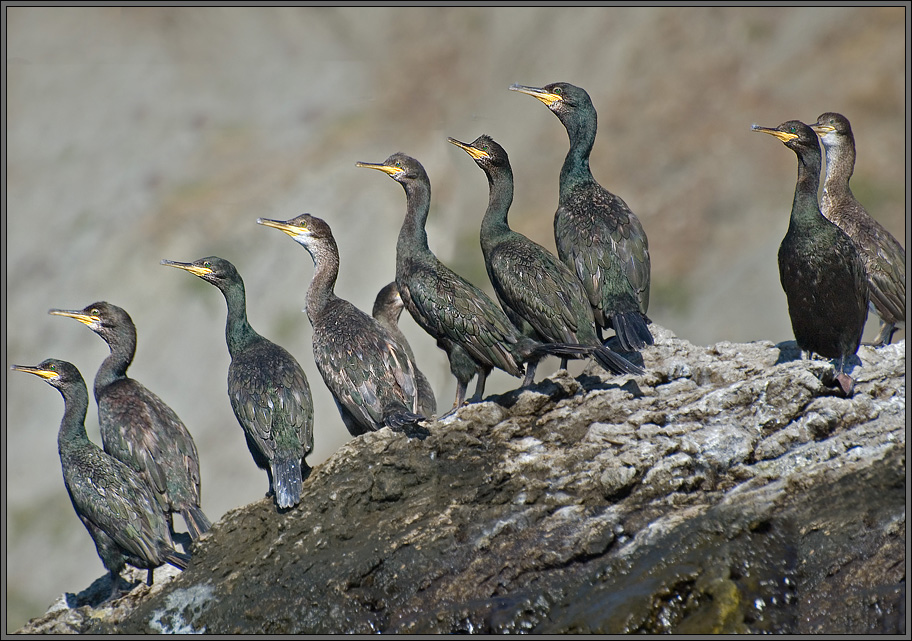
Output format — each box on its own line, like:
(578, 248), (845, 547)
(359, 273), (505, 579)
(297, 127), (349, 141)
(5, 6), (906, 631)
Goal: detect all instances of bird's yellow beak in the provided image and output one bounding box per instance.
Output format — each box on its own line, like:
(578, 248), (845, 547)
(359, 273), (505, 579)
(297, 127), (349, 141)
(509, 84), (563, 107)
(356, 161), (400, 176)
(257, 218), (306, 237)
(751, 125), (798, 143)
(447, 137), (489, 160)
(10, 364), (59, 380)
(48, 309), (97, 326)
(160, 259), (213, 277)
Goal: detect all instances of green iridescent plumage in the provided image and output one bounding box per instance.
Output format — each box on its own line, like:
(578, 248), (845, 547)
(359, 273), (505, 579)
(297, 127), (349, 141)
(162, 256), (313, 509)
(49, 302), (210, 539)
(449, 134), (645, 374)
(510, 82), (653, 352)
(358, 153), (641, 410)
(12, 359), (188, 599)
(257, 214), (426, 436)
(753, 120), (869, 395)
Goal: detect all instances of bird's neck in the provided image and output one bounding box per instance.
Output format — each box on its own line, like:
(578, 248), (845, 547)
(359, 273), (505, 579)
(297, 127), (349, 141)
(305, 244), (342, 324)
(559, 112), (597, 198)
(57, 384), (92, 452)
(480, 164), (515, 244)
(396, 180), (433, 266)
(821, 138), (856, 203)
(789, 146), (825, 230)
(220, 281), (261, 358)
(93, 331), (136, 402)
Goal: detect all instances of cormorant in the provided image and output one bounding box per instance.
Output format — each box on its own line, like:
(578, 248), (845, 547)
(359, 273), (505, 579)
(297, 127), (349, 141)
(49, 302), (210, 538)
(161, 257), (313, 509)
(752, 120), (869, 395)
(449, 134), (636, 371)
(256, 214), (427, 436)
(509, 82), (654, 352)
(12, 359), (189, 599)
(357, 153), (642, 410)
(372, 281), (438, 418)
(811, 112), (905, 346)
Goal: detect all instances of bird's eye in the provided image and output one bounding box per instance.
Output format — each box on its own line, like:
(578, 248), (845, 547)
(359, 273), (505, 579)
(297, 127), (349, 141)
(553, 87), (562, 95)
(91, 308), (99, 315)
(395, 161), (401, 168)
(203, 261), (210, 268)
(48, 363), (57, 371)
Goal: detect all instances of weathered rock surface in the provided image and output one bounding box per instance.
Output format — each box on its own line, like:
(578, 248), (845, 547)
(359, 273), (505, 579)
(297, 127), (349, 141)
(17, 326), (905, 634)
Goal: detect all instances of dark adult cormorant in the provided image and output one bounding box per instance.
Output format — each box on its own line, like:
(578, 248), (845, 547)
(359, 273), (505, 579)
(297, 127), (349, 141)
(510, 82), (653, 352)
(752, 120), (869, 395)
(256, 214), (427, 435)
(12, 359), (189, 598)
(357, 153), (642, 409)
(161, 257), (313, 509)
(811, 112), (905, 346)
(49, 302), (210, 538)
(372, 281), (438, 418)
(449, 134), (635, 371)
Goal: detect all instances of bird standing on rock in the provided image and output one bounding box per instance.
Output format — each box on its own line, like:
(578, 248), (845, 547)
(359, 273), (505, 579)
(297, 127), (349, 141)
(161, 256), (314, 510)
(509, 81), (654, 353)
(11, 359), (189, 599)
(372, 281), (438, 419)
(257, 214), (427, 437)
(357, 153), (642, 412)
(811, 112), (905, 346)
(448, 134), (641, 373)
(49, 302), (211, 539)
(752, 120), (868, 395)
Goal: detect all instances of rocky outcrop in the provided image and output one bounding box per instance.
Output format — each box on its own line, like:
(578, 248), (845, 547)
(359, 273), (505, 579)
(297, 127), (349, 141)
(17, 326), (905, 634)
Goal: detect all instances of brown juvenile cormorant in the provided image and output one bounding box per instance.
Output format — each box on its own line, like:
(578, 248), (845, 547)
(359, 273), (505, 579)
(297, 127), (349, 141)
(161, 256), (314, 509)
(510, 82), (654, 352)
(448, 134), (638, 372)
(372, 281), (438, 418)
(752, 120), (869, 395)
(256, 214), (427, 436)
(11, 359), (189, 599)
(811, 112), (905, 346)
(357, 153), (642, 409)
(49, 302), (211, 538)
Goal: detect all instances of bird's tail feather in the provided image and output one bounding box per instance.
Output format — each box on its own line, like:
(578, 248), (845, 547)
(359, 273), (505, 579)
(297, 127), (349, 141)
(383, 404), (430, 440)
(610, 311), (654, 352)
(165, 549), (191, 571)
(593, 345), (645, 376)
(531, 340), (645, 377)
(181, 506), (212, 540)
(272, 458), (304, 509)
(530, 342), (593, 359)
